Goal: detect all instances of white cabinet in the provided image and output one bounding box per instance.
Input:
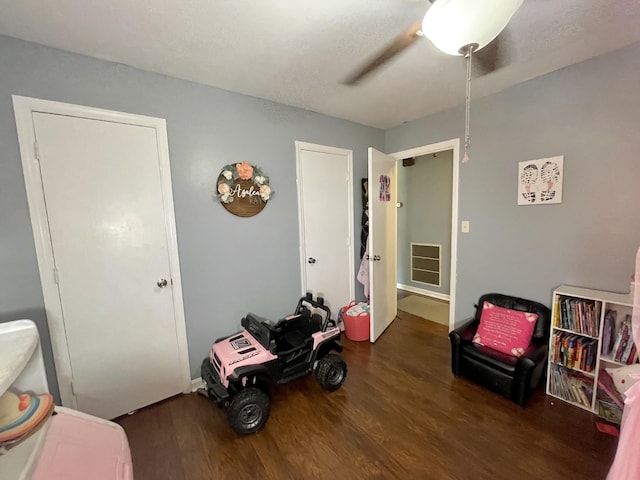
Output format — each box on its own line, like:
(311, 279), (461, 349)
(0, 320), (133, 479)
(546, 286), (637, 423)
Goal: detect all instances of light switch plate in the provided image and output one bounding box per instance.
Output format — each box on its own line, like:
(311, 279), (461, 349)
(461, 220), (470, 233)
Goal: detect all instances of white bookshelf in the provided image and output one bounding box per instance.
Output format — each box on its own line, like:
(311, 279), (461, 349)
(546, 285), (637, 423)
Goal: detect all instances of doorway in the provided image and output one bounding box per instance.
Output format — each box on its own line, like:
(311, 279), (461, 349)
(13, 96), (191, 419)
(390, 139), (459, 332)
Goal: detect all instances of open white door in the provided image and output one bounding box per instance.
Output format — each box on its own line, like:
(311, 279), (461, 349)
(368, 147), (398, 341)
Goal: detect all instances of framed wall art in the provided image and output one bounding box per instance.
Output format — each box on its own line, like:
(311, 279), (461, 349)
(518, 156), (564, 206)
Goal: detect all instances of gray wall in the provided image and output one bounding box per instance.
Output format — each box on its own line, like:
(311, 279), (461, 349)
(397, 151), (453, 295)
(0, 35), (384, 401)
(4, 32), (640, 400)
(387, 41), (640, 327)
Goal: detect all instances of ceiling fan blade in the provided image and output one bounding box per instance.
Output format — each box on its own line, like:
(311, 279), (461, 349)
(342, 20), (423, 86)
(473, 28), (510, 76)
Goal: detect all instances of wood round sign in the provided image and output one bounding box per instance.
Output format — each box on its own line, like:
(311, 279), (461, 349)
(216, 162), (272, 217)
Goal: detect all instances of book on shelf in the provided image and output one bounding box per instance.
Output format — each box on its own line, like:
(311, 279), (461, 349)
(556, 296), (600, 337)
(601, 310), (616, 356)
(553, 298), (561, 328)
(606, 314), (638, 364)
(573, 383), (591, 407)
(558, 298), (567, 329)
(598, 398), (623, 424)
(551, 330), (597, 372)
(597, 369), (624, 409)
(549, 364), (593, 409)
(621, 331), (636, 363)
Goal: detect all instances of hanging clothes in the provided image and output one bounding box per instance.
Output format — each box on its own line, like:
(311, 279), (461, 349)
(360, 178), (369, 259)
(607, 248), (640, 480)
(357, 241), (370, 298)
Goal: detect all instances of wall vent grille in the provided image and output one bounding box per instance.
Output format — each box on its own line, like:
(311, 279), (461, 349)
(410, 243), (441, 287)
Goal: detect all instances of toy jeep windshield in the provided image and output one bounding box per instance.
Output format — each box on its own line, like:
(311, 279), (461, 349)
(201, 293), (347, 434)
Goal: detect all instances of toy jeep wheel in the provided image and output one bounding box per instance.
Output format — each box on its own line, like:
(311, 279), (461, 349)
(227, 387), (270, 435)
(315, 353), (347, 391)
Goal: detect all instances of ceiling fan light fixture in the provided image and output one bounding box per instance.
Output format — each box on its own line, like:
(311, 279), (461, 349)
(422, 0), (523, 56)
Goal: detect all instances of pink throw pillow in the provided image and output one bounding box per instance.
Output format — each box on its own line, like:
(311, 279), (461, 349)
(472, 301), (538, 357)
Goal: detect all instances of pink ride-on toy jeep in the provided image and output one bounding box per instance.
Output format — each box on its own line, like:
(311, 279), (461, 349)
(201, 293), (347, 434)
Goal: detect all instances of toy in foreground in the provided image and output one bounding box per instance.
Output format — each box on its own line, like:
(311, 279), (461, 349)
(201, 293), (347, 434)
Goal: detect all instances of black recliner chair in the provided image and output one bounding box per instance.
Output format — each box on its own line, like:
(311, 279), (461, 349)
(449, 293), (551, 406)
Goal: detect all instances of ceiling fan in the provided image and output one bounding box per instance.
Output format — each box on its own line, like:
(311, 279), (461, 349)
(344, 0), (524, 162)
(344, 0), (523, 85)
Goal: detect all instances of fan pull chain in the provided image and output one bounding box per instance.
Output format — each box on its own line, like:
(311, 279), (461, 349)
(462, 45), (473, 163)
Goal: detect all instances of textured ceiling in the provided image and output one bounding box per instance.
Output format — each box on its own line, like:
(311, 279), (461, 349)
(1, 0), (639, 129)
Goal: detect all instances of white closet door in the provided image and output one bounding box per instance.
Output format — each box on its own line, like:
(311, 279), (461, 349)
(33, 112), (184, 419)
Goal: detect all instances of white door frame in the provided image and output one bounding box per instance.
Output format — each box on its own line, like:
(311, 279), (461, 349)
(294, 141), (355, 302)
(390, 138), (460, 332)
(12, 95), (191, 407)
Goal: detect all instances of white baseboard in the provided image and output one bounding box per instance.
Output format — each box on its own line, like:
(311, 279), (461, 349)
(397, 283), (450, 302)
(191, 377), (204, 392)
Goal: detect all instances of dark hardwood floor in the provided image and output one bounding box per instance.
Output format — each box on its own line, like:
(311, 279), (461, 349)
(117, 308), (617, 480)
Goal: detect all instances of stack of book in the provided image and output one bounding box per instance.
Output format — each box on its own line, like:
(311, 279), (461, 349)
(551, 330), (598, 372)
(602, 313), (638, 364)
(597, 369), (624, 424)
(598, 399), (623, 424)
(549, 364), (593, 408)
(555, 296), (600, 336)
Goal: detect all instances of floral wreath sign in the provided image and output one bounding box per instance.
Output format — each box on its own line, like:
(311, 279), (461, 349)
(216, 162), (273, 217)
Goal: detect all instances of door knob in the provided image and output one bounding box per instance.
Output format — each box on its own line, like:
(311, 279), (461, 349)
(308, 257), (317, 264)
(373, 255), (381, 261)
(157, 278), (168, 288)
(365, 254), (370, 261)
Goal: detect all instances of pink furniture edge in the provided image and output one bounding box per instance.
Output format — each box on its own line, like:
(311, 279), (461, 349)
(30, 407), (132, 480)
(607, 248), (640, 479)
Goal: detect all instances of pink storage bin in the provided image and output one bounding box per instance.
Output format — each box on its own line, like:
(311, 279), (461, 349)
(341, 302), (370, 341)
